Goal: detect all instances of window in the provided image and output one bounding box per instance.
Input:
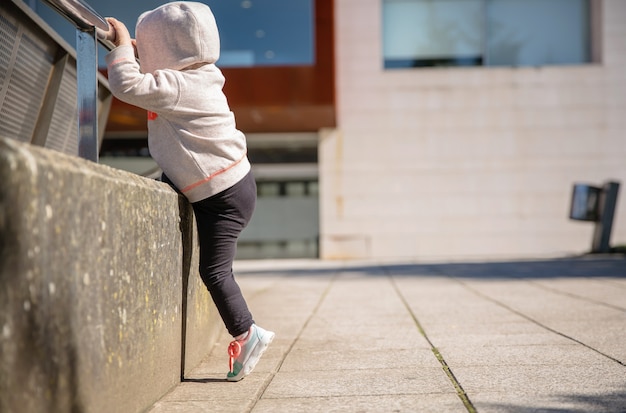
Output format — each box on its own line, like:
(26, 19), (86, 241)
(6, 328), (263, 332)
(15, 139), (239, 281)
(382, 0), (591, 69)
(33, 0), (315, 68)
(206, 0), (315, 67)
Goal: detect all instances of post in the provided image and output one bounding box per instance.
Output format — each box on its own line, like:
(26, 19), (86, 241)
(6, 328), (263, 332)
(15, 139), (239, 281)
(77, 28), (98, 162)
(40, 0), (111, 162)
(591, 181), (620, 253)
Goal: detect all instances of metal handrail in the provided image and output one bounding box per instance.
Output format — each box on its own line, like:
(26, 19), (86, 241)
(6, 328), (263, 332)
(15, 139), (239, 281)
(41, 0), (107, 31)
(40, 0), (118, 51)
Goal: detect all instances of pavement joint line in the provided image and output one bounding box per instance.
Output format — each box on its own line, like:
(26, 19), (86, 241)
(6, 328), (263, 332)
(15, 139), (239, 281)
(387, 273), (477, 413)
(452, 277), (626, 368)
(245, 270), (339, 412)
(527, 279), (626, 312)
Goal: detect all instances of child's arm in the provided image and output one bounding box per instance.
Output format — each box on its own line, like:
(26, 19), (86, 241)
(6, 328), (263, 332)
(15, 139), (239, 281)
(103, 18), (179, 114)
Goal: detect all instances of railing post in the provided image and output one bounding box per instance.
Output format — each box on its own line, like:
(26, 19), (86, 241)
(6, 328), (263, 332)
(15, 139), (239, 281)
(77, 27), (98, 162)
(41, 0), (110, 162)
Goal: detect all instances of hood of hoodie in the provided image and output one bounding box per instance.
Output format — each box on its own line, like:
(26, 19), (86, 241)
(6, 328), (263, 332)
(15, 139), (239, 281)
(135, 1), (220, 74)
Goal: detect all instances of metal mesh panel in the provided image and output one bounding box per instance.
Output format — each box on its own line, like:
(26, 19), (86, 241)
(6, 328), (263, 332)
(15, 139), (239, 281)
(0, 14), (22, 141)
(0, 15), (15, 105)
(0, 14), (54, 143)
(45, 62), (78, 155)
(1, 0), (111, 158)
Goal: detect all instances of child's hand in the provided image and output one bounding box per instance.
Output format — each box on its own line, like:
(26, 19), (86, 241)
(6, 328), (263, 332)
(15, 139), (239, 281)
(98, 17), (133, 48)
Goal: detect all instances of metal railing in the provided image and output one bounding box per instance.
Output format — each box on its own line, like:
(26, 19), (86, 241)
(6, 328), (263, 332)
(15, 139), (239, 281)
(1, 0), (112, 160)
(41, 0), (115, 162)
(40, 0), (108, 32)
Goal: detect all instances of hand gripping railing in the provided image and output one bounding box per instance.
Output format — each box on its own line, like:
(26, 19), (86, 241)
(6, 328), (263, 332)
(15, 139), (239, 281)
(40, 0), (115, 162)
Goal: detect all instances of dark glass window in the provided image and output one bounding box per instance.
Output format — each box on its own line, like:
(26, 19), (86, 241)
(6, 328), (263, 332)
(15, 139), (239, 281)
(206, 0), (314, 67)
(383, 0), (591, 69)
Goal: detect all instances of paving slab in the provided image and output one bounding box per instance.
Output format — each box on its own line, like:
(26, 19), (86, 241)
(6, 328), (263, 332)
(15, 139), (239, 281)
(252, 394), (464, 413)
(146, 256), (626, 413)
(262, 368), (453, 398)
(471, 391), (626, 413)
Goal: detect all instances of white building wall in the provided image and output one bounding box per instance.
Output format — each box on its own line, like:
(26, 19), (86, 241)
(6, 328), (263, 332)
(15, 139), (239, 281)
(320, 0), (626, 260)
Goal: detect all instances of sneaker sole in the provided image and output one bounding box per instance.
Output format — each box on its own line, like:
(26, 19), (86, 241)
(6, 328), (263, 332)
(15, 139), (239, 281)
(227, 331), (275, 382)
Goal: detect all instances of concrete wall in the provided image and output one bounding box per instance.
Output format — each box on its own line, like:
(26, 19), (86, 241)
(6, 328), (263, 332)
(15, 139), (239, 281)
(320, 0), (626, 260)
(0, 137), (220, 413)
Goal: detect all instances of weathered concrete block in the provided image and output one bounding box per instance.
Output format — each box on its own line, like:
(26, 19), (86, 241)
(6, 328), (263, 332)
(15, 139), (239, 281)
(0, 137), (219, 413)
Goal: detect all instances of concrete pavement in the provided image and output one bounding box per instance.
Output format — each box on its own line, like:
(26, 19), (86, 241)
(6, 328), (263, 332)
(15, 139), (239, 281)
(147, 255), (626, 413)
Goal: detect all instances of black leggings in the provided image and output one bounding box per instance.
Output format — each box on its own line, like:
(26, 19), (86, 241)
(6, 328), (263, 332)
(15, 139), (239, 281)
(164, 172), (256, 337)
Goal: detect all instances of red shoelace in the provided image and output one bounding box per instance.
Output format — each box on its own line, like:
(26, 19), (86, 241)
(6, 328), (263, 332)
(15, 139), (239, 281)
(228, 340), (242, 373)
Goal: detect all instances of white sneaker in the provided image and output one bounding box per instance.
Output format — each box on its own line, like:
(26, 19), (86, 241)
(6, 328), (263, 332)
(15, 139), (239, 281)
(227, 324), (275, 382)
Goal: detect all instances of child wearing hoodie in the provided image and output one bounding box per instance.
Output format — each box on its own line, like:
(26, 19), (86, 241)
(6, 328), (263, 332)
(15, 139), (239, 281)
(101, 1), (274, 382)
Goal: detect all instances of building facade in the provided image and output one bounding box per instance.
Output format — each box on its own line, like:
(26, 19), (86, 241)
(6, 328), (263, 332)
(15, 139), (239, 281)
(321, 0), (626, 260)
(29, 0), (626, 261)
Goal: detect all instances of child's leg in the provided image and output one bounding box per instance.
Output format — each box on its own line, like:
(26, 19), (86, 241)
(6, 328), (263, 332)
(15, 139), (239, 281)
(191, 172), (257, 337)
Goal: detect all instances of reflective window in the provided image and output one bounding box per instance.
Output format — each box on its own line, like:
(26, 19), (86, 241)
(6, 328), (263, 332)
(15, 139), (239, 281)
(32, 0), (314, 68)
(206, 0), (314, 67)
(383, 0), (590, 69)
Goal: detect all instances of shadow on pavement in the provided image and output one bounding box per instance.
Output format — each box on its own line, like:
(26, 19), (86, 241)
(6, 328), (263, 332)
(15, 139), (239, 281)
(480, 389), (626, 413)
(236, 255), (626, 280)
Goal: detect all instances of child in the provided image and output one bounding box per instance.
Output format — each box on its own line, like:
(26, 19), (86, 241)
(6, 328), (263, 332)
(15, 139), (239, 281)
(99, 1), (274, 382)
